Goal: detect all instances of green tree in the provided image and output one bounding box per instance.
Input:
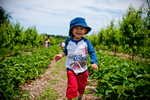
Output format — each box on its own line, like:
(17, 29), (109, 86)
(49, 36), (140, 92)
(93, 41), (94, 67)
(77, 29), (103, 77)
(87, 33), (99, 47)
(0, 6), (12, 25)
(108, 19), (120, 56)
(104, 27), (111, 51)
(50, 36), (56, 45)
(0, 23), (14, 59)
(119, 5), (147, 60)
(0, 6), (13, 59)
(31, 26), (39, 50)
(24, 26), (33, 51)
(13, 21), (24, 52)
(97, 28), (107, 52)
(38, 34), (47, 49)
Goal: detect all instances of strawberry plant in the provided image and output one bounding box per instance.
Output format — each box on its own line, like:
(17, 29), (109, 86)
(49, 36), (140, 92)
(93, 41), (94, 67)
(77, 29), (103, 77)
(0, 45), (61, 99)
(87, 52), (150, 99)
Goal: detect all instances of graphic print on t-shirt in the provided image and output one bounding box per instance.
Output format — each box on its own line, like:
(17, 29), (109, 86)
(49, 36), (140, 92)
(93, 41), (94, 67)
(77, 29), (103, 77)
(81, 47), (87, 56)
(70, 62), (81, 70)
(69, 47), (87, 70)
(70, 61), (86, 70)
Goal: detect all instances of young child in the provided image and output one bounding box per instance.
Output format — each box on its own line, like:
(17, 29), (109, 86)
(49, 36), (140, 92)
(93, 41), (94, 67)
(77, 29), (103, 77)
(45, 39), (47, 48)
(47, 37), (50, 47)
(54, 17), (98, 100)
(58, 42), (65, 49)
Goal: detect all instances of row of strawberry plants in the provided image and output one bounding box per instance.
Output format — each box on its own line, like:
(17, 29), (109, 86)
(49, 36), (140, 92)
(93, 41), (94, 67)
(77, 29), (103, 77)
(87, 52), (150, 100)
(0, 45), (61, 100)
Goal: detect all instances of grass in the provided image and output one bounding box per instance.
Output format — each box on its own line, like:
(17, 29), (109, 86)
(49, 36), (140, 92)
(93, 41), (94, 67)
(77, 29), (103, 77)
(38, 79), (60, 99)
(87, 81), (93, 85)
(50, 56), (66, 75)
(50, 63), (59, 75)
(38, 85), (59, 100)
(38, 78), (60, 100)
(38, 56), (67, 100)
(84, 89), (92, 94)
(50, 70), (59, 75)
(61, 75), (67, 80)
(49, 79), (60, 84)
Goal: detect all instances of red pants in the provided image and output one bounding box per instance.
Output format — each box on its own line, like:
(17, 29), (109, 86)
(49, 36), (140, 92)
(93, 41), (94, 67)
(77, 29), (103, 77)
(66, 70), (88, 99)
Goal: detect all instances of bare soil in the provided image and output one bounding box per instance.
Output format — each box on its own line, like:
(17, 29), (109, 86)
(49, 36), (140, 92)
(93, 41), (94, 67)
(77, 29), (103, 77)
(20, 60), (58, 99)
(102, 51), (149, 62)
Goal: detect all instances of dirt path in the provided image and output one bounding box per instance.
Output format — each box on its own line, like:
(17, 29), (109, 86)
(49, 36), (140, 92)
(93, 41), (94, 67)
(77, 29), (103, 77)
(100, 50), (149, 62)
(49, 57), (101, 100)
(20, 60), (58, 99)
(20, 57), (101, 100)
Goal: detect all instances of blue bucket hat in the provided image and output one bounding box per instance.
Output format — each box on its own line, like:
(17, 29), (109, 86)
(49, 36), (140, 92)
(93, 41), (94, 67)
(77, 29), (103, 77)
(69, 17), (92, 37)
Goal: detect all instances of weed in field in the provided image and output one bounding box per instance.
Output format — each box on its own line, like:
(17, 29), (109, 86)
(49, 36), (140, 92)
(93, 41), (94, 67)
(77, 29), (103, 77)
(87, 81), (93, 86)
(84, 89), (92, 94)
(49, 79), (60, 84)
(61, 75), (67, 80)
(38, 85), (59, 100)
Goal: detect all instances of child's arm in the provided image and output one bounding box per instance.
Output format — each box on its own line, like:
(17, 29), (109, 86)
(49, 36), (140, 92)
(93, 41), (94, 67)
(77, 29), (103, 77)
(54, 52), (66, 62)
(85, 39), (98, 70)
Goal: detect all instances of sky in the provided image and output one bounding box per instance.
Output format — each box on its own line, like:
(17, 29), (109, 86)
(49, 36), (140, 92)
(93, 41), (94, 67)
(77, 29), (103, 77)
(0, 0), (149, 36)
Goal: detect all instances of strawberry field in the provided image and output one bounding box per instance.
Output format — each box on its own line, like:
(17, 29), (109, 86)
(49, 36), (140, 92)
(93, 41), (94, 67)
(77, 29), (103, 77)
(87, 52), (150, 100)
(0, 4), (150, 100)
(0, 46), (61, 99)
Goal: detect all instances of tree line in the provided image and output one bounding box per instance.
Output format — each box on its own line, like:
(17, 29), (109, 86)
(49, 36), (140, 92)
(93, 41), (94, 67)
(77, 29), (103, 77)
(1, 4), (150, 60)
(0, 6), (67, 60)
(85, 4), (150, 60)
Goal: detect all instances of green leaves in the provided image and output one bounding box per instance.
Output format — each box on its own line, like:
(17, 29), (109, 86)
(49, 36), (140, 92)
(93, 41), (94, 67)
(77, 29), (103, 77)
(86, 4), (150, 59)
(88, 52), (150, 99)
(0, 45), (61, 99)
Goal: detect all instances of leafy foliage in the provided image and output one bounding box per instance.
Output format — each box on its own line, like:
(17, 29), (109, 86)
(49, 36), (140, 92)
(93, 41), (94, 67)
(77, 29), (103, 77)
(0, 6), (12, 25)
(0, 45), (61, 100)
(0, 6), (68, 60)
(87, 52), (150, 99)
(119, 4), (148, 60)
(86, 4), (150, 59)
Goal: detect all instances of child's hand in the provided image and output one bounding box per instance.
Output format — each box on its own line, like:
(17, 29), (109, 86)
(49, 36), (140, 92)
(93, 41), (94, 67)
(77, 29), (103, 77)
(54, 55), (62, 62)
(91, 63), (98, 70)
(54, 52), (66, 62)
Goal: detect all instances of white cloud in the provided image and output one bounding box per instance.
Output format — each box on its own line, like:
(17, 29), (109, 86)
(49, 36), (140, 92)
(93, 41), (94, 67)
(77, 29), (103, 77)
(0, 0), (148, 36)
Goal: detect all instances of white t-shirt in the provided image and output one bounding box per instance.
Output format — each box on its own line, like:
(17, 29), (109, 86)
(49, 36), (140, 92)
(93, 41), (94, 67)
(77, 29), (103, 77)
(63, 37), (97, 74)
(61, 42), (65, 47)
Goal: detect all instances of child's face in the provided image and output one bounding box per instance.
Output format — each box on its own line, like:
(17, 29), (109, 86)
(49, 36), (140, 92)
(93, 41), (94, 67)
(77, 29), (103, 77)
(71, 26), (88, 40)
